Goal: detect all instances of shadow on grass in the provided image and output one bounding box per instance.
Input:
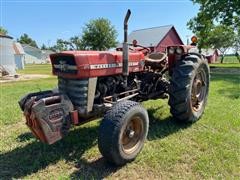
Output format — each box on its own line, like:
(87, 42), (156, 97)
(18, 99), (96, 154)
(147, 106), (192, 141)
(70, 158), (120, 179)
(217, 87), (240, 99)
(17, 132), (34, 142)
(0, 125), (101, 179)
(0, 105), (192, 179)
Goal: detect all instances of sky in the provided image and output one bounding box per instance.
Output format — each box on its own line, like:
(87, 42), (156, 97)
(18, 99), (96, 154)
(1, 0), (199, 47)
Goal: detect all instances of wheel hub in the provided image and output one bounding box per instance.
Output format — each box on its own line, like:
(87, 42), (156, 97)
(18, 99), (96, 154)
(121, 116), (143, 154)
(191, 70), (207, 112)
(127, 129), (135, 138)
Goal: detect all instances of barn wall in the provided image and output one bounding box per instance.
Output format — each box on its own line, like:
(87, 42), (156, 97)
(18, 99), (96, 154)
(155, 29), (183, 52)
(207, 52), (218, 63)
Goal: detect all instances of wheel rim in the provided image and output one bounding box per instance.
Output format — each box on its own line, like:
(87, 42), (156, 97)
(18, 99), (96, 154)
(191, 68), (207, 112)
(121, 116), (144, 155)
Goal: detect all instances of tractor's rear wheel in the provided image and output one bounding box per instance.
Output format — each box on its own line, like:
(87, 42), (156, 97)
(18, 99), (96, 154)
(98, 100), (149, 165)
(168, 54), (210, 122)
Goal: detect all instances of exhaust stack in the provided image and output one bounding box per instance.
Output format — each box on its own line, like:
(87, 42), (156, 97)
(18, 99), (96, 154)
(122, 9), (131, 87)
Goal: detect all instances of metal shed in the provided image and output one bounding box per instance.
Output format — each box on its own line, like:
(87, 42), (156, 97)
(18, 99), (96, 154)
(22, 44), (46, 64)
(13, 42), (25, 69)
(0, 34), (16, 76)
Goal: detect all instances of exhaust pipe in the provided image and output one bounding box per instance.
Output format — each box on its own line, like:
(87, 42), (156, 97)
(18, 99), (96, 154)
(122, 9), (131, 87)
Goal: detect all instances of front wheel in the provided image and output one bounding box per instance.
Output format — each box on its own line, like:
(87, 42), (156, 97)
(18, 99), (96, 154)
(168, 54), (210, 123)
(98, 100), (149, 165)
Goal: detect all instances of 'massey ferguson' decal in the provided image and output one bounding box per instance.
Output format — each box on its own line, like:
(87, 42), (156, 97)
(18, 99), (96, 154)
(53, 64), (77, 71)
(90, 62), (141, 69)
(53, 61), (144, 71)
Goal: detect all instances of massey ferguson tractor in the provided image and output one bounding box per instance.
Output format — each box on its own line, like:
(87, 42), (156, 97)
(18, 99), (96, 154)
(19, 10), (209, 165)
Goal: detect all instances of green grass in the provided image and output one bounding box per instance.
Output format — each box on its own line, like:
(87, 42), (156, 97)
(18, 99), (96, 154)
(220, 55), (240, 63)
(17, 64), (52, 75)
(0, 65), (239, 179)
(210, 56), (240, 68)
(210, 63), (240, 68)
(209, 56), (240, 68)
(0, 77), (57, 125)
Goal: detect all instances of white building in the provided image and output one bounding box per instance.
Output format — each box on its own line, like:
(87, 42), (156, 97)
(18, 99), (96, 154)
(22, 44), (53, 64)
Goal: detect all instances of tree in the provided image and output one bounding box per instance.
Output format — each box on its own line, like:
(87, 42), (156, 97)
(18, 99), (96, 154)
(69, 36), (85, 50)
(81, 18), (117, 50)
(207, 25), (235, 63)
(187, 12), (214, 49)
(0, 26), (8, 35)
(233, 28), (240, 62)
(41, 44), (48, 50)
(51, 39), (70, 52)
(189, 0), (240, 28)
(188, 0), (240, 49)
(17, 33), (38, 48)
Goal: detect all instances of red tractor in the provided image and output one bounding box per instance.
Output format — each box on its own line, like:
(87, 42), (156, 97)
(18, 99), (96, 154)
(19, 10), (209, 165)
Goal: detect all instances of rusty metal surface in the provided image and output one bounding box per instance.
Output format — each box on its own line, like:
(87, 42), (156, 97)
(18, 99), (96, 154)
(20, 91), (74, 144)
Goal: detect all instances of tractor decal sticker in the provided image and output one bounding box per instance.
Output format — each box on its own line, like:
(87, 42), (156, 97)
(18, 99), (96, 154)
(90, 62), (139, 69)
(53, 64), (77, 71)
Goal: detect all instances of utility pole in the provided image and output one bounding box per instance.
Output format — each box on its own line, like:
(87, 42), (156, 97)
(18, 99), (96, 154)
(186, 35), (190, 45)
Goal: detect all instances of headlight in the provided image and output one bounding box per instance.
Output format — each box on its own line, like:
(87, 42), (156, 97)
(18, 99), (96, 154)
(176, 47), (183, 54)
(168, 47), (175, 54)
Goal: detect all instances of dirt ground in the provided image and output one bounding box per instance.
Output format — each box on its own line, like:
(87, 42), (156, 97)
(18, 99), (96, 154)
(0, 74), (51, 83)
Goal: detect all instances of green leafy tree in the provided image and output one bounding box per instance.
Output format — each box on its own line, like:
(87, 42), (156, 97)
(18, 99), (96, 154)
(17, 33), (38, 48)
(189, 0), (240, 27)
(188, 0), (240, 49)
(51, 39), (70, 52)
(187, 13), (214, 49)
(81, 18), (117, 50)
(233, 28), (240, 62)
(69, 36), (85, 50)
(0, 26), (8, 35)
(207, 25), (235, 63)
(41, 44), (48, 50)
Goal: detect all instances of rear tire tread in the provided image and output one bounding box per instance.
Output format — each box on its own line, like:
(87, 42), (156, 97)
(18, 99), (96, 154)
(168, 54), (210, 122)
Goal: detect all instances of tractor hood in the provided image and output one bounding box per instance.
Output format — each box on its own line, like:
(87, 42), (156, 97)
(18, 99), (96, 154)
(50, 50), (145, 79)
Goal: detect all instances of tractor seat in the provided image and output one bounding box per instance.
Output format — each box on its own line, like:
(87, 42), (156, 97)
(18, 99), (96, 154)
(145, 52), (167, 62)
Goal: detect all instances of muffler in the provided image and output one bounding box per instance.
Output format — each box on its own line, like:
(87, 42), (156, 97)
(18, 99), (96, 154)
(122, 9), (131, 87)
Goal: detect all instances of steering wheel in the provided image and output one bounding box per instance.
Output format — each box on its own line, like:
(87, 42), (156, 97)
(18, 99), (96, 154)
(129, 43), (151, 54)
(138, 46), (150, 53)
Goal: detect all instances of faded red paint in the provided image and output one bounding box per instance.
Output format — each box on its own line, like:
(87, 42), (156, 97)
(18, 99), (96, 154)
(50, 51), (145, 79)
(155, 27), (183, 52)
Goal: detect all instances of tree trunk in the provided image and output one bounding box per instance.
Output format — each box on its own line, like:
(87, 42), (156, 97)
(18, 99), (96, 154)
(220, 55), (225, 63)
(236, 55), (240, 63)
(235, 52), (240, 63)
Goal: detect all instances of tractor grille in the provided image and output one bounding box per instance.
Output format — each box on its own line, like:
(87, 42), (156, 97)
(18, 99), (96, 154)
(52, 55), (77, 74)
(58, 77), (88, 114)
